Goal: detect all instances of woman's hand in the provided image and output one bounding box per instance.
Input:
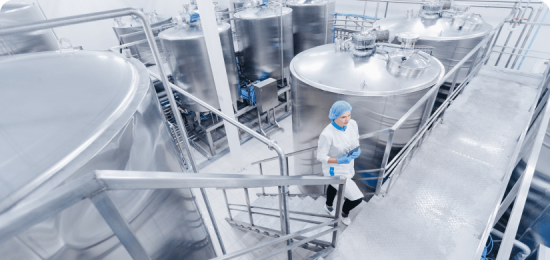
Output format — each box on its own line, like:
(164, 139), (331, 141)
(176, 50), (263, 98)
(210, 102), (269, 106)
(349, 148), (361, 159)
(336, 156), (353, 164)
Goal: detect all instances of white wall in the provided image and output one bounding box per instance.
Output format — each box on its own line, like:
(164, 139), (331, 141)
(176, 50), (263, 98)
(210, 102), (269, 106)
(11, 0), (548, 72)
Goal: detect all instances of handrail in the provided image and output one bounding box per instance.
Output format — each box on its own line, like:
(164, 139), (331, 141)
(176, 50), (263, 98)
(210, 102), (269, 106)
(251, 146), (318, 165)
(0, 170), (345, 260)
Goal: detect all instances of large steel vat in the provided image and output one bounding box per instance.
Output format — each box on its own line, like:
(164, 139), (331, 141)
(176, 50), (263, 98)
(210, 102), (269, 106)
(159, 22), (239, 112)
(291, 42), (444, 195)
(0, 2), (58, 56)
(234, 6), (294, 81)
(0, 50), (215, 259)
(112, 12), (172, 65)
(374, 6), (492, 83)
(287, 0), (335, 55)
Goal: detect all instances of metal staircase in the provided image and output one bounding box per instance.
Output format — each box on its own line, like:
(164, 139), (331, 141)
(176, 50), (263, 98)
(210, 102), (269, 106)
(225, 194), (366, 257)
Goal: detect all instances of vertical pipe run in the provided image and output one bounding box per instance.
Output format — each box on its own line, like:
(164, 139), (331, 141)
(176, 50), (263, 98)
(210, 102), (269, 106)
(511, 6), (543, 69)
(223, 189), (233, 220)
(374, 0), (381, 21)
(280, 0), (285, 85)
(505, 4), (535, 68)
(331, 181), (346, 248)
(375, 130), (394, 196)
(244, 188), (254, 226)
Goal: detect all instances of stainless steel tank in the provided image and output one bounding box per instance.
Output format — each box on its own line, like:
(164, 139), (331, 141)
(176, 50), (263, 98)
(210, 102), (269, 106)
(112, 12), (172, 65)
(0, 50), (215, 259)
(234, 6), (294, 81)
(159, 22), (239, 112)
(0, 2), (58, 56)
(291, 40), (444, 195)
(286, 0), (336, 55)
(231, 0), (262, 10)
(374, 5), (492, 83)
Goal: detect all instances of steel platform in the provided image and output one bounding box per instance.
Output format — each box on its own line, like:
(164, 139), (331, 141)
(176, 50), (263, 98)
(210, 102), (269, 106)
(327, 67), (542, 260)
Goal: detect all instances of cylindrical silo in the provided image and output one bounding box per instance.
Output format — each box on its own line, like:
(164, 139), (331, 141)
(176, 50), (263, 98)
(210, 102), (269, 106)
(374, 4), (492, 83)
(112, 12), (172, 65)
(234, 6), (294, 81)
(159, 21), (240, 112)
(0, 50), (215, 259)
(286, 0), (336, 55)
(0, 2), (58, 56)
(291, 36), (444, 195)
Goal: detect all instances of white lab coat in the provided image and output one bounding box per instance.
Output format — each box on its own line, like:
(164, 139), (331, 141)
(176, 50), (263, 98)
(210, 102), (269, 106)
(316, 119), (363, 201)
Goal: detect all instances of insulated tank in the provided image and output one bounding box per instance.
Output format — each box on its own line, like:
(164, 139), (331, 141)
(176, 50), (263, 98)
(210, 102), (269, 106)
(291, 34), (444, 195)
(0, 50), (215, 259)
(234, 6), (294, 81)
(159, 22), (239, 112)
(286, 0), (336, 55)
(112, 12), (172, 65)
(374, 3), (492, 83)
(0, 2), (58, 56)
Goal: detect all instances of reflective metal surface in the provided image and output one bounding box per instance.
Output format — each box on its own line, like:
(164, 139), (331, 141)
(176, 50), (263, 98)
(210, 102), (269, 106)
(159, 22), (239, 112)
(112, 13), (172, 65)
(0, 50), (215, 259)
(290, 44), (444, 194)
(375, 15), (492, 82)
(497, 121), (550, 252)
(286, 0), (335, 55)
(0, 3), (58, 56)
(234, 6), (294, 81)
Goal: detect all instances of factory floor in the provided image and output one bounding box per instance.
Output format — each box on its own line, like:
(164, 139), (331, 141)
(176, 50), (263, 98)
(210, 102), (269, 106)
(192, 116), (319, 260)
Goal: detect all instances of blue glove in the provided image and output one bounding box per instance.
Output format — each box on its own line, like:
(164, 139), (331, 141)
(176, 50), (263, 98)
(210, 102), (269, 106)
(337, 155), (352, 164)
(349, 148), (361, 159)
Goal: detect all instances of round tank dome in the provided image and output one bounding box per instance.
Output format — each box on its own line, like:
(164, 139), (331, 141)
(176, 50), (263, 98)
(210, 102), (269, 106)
(291, 44), (444, 195)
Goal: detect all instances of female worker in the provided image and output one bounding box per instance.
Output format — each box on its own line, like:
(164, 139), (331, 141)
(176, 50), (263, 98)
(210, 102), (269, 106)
(317, 101), (363, 226)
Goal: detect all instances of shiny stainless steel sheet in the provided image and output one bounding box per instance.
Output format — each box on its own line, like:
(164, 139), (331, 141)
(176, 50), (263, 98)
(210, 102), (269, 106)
(375, 16), (492, 82)
(327, 66), (541, 260)
(0, 51), (215, 259)
(497, 122), (550, 252)
(159, 22), (239, 112)
(290, 44), (444, 195)
(112, 14), (172, 65)
(234, 6), (294, 81)
(287, 0), (335, 55)
(0, 3), (58, 56)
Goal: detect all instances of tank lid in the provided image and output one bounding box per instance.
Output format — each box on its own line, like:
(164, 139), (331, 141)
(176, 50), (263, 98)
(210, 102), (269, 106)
(374, 14), (492, 40)
(234, 6), (292, 19)
(290, 44), (444, 96)
(0, 50), (150, 208)
(452, 13), (485, 32)
(158, 22), (230, 40)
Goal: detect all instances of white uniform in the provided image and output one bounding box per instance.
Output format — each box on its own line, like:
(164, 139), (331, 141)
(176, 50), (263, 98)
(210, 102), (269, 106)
(316, 119), (363, 201)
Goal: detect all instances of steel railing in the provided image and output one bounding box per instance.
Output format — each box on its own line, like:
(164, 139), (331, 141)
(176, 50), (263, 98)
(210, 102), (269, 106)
(0, 7), (294, 259)
(0, 171), (346, 260)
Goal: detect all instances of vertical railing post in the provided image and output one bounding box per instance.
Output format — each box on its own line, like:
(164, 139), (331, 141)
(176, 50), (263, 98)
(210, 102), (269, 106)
(270, 143), (291, 260)
(90, 191), (152, 260)
(259, 163), (266, 195)
(376, 130), (394, 196)
(244, 188), (254, 226)
(448, 68), (461, 96)
(331, 181), (346, 248)
(223, 189), (233, 220)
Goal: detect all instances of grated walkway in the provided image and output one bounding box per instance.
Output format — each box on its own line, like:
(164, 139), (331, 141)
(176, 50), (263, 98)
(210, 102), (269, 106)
(327, 67), (542, 260)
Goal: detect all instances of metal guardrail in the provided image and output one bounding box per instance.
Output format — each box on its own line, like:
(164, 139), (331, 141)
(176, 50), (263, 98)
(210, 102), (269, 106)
(0, 7), (295, 259)
(0, 171), (346, 260)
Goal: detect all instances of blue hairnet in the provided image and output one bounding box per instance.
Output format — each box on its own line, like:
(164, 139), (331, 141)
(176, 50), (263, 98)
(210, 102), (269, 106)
(329, 101), (352, 120)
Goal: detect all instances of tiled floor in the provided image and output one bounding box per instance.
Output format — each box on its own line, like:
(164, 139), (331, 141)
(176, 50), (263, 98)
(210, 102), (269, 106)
(192, 116), (314, 259)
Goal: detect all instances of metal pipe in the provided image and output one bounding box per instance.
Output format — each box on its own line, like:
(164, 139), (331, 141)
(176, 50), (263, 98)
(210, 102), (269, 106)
(201, 188), (227, 254)
(496, 4), (531, 66)
(280, 0), (285, 86)
(495, 65), (550, 260)
(491, 228), (531, 259)
(223, 189), (233, 220)
(259, 164), (266, 195)
(505, 2), (536, 68)
(511, 5), (544, 69)
(374, 0), (381, 20)
(244, 188), (254, 226)
(331, 182), (346, 247)
(375, 130), (394, 196)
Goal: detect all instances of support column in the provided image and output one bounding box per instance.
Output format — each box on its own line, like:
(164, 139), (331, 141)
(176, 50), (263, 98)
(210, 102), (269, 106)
(196, 0), (244, 170)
